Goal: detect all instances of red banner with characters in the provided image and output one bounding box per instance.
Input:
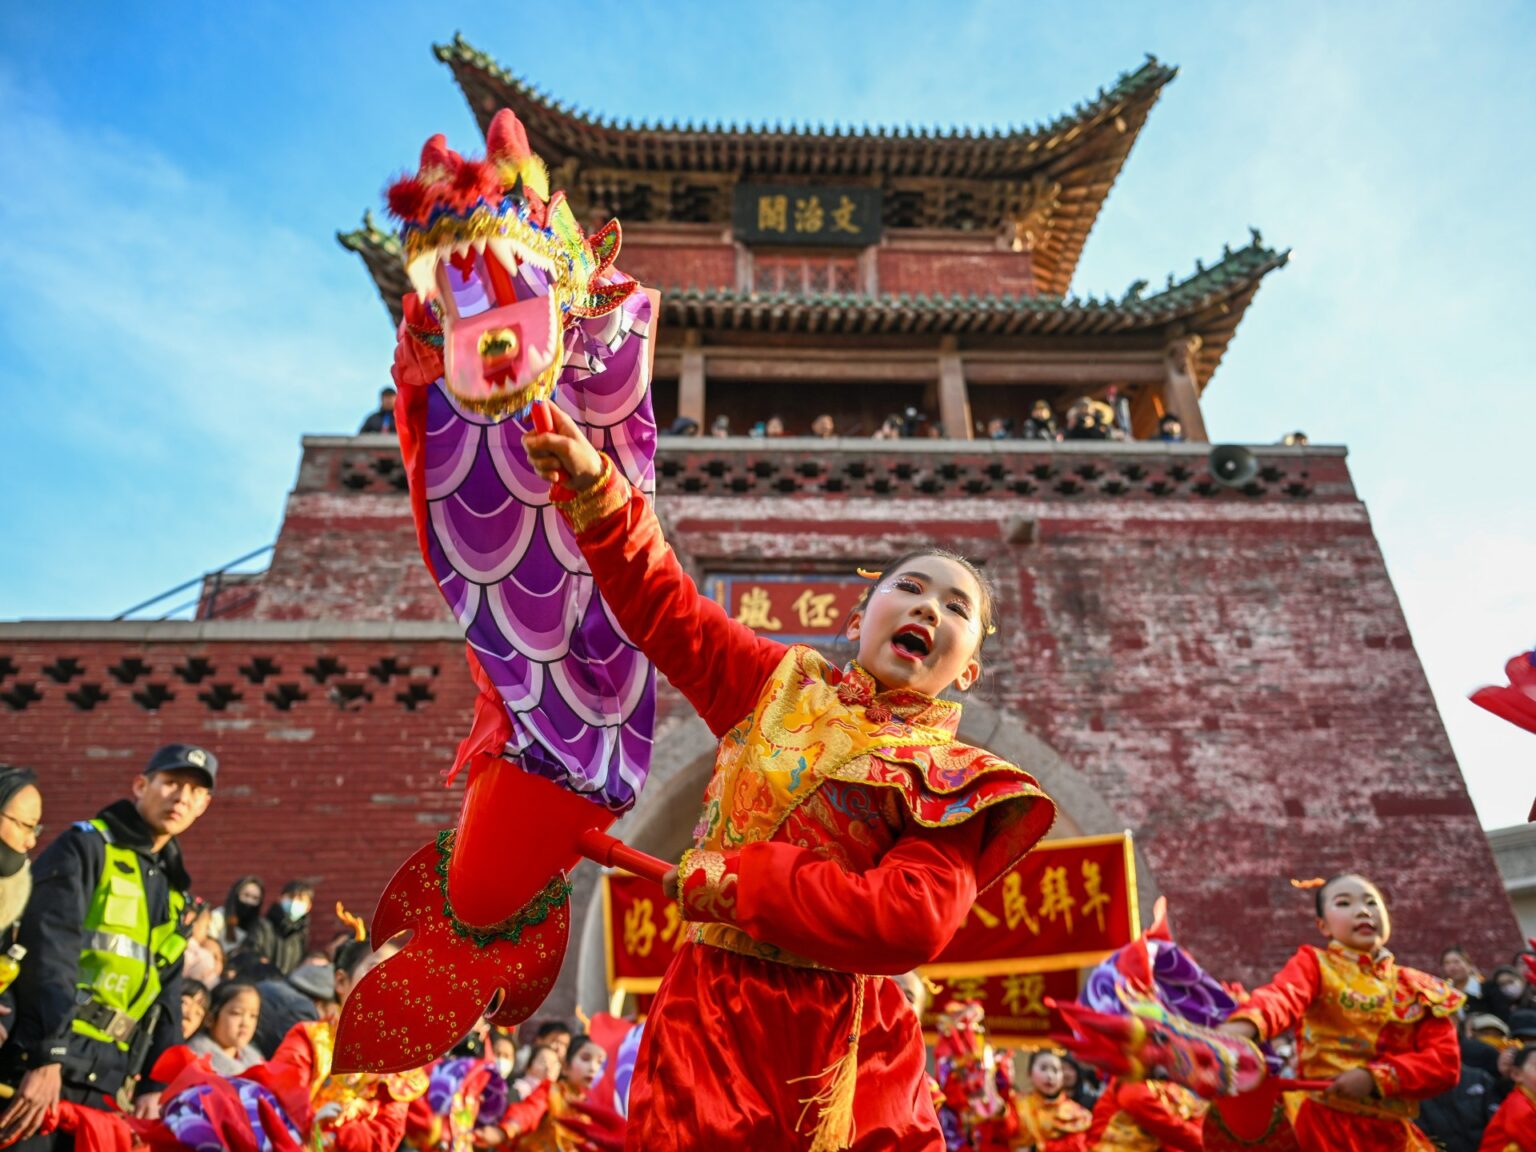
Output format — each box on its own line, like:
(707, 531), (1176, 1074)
(602, 876), (685, 993)
(926, 831), (1139, 974)
(602, 832), (1138, 1032)
(703, 574), (867, 642)
(920, 969), (1082, 1044)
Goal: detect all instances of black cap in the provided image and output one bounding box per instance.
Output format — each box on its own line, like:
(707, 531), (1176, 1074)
(144, 744), (217, 789)
(1510, 1010), (1536, 1040)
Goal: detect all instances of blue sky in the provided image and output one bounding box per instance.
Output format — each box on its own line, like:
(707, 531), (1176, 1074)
(1, 1), (1530, 826)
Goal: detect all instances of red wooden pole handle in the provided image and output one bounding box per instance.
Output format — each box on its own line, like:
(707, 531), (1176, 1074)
(527, 400), (576, 500)
(576, 829), (671, 885)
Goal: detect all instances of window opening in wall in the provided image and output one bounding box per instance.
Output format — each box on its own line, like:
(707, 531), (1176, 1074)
(751, 253), (862, 296)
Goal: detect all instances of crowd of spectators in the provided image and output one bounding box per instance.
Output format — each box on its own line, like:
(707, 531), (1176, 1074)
(1409, 945), (1536, 1149)
(660, 395), (1261, 444)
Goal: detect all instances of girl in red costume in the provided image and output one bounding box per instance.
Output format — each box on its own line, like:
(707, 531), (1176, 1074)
(1013, 1050), (1091, 1152)
(270, 935), (428, 1152)
(1083, 1078), (1204, 1151)
(480, 1035), (605, 1152)
(1218, 874), (1462, 1151)
(522, 405), (1055, 1152)
(1481, 1044), (1536, 1151)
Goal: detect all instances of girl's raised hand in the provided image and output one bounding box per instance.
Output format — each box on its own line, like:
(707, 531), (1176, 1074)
(522, 402), (607, 493)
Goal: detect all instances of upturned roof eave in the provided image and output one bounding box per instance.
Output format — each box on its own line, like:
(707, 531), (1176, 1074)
(434, 33), (1176, 181)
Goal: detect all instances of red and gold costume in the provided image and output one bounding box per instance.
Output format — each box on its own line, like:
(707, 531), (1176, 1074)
(271, 1019), (428, 1152)
(1225, 941), (1463, 1151)
(1085, 1078), (1204, 1151)
(555, 466), (1055, 1151)
(493, 1079), (585, 1152)
(1480, 1085), (1536, 1152)
(1013, 1089), (1091, 1151)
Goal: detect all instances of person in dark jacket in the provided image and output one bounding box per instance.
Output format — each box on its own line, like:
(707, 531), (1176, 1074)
(251, 960), (334, 1059)
(258, 880), (314, 976)
(0, 745), (217, 1151)
(1416, 1032), (1499, 1151)
(358, 387), (396, 434)
(0, 767), (44, 1046)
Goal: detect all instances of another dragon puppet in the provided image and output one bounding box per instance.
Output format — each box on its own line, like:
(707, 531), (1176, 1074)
(334, 110), (660, 1073)
(1054, 899), (1327, 1149)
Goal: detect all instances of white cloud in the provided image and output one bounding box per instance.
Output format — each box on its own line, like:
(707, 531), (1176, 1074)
(0, 68), (395, 616)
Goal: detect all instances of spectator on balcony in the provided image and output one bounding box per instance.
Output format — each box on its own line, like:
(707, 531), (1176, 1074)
(359, 387), (397, 435)
(764, 415), (786, 438)
(872, 413), (904, 440)
(709, 415), (731, 438)
(983, 417), (1012, 440)
(811, 414), (836, 439)
(1157, 414), (1186, 442)
(1281, 430), (1309, 446)
(1063, 398), (1116, 440)
(664, 417), (700, 437)
(1020, 400), (1057, 442)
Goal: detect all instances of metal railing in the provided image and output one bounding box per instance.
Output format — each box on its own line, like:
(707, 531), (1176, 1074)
(114, 545), (275, 622)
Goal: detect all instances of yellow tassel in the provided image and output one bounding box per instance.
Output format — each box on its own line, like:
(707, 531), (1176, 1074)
(790, 977), (865, 1152)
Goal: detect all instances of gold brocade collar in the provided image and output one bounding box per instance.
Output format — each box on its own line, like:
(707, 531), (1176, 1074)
(1325, 939), (1394, 979)
(830, 661), (962, 735)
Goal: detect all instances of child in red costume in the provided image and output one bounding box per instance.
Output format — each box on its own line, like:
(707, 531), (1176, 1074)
(521, 405), (1056, 1151)
(1013, 1050), (1091, 1152)
(1219, 874), (1462, 1151)
(482, 1035), (606, 1152)
(1482, 1044), (1536, 1151)
(1084, 1078), (1204, 1151)
(269, 936), (428, 1152)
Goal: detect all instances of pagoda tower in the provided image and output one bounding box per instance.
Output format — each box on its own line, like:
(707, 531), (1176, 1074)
(0, 39), (1512, 1026)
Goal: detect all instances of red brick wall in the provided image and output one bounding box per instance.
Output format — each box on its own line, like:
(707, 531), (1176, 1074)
(3, 440), (1515, 1004)
(878, 248), (1037, 298)
(617, 244), (736, 293)
(0, 636), (470, 934)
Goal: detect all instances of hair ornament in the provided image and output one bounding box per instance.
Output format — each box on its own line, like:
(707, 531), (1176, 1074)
(336, 901), (368, 941)
(855, 567), (883, 581)
(1289, 877), (1326, 890)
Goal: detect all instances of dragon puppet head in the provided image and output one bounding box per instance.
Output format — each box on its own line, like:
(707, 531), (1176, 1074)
(386, 109), (635, 419)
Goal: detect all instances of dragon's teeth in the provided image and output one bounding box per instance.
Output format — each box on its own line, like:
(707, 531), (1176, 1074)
(486, 237), (519, 274)
(406, 258), (437, 301)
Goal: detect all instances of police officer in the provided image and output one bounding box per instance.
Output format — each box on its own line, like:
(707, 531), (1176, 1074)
(0, 745), (217, 1150)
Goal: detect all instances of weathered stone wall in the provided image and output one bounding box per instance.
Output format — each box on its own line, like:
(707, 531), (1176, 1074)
(0, 438), (1516, 1022)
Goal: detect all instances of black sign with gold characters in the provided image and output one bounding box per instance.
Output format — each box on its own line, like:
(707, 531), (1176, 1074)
(732, 184), (883, 247)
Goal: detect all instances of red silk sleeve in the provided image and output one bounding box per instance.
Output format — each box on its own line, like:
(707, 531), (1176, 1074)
(1226, 946), (1320, 1041)
(498, 1080), (552, 1141)
(1480, 1089), (1536, 1152)
(567, 472), (787, 736)
(1113, 1084), (1202, 1152)
(331, 1097), (410, 1152)
(679, 820), (984, 973)
(1368, 1013), (1459, 1101)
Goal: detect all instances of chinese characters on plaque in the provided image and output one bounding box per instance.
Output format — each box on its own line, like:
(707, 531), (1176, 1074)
(733, 184), (883, 247)
(704, 575), (868, 643)
(602, 832), (1139, 1042)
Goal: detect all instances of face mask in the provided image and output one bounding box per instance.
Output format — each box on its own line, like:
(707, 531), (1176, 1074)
(0, 841), (26, 879)
(495, 1058), (514, 1079)
(281, 898), (310, 921)
(234, 899), (261, 927)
